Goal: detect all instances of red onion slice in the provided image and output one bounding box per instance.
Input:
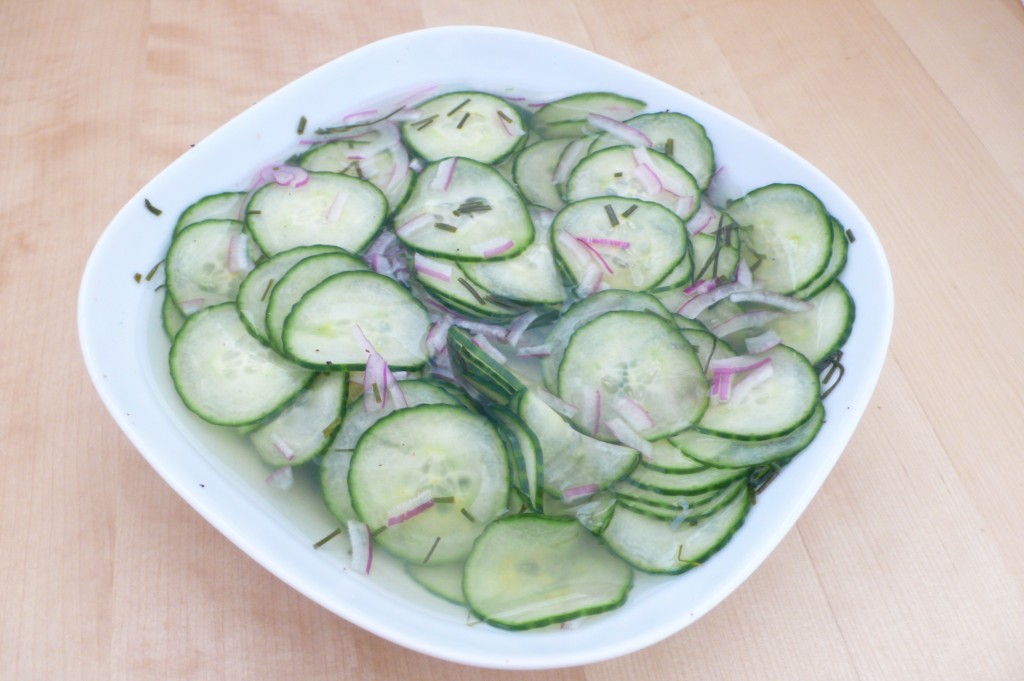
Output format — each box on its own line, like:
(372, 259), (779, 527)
(586, 113), (652, 147)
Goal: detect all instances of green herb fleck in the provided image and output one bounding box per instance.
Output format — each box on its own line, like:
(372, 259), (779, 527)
(622, 203), (638, 218)
(460, 507), (477, 523)
(423, 536), (442, 564)
(434, 222), (458, 233)
(133, 273), (142, 284)
(446, 98), (471, 116)
(497, 109), (513, 123)
(456, 112), (470, 129)
(297, 115), (308, 135)
(818, 350), (846, 399)
(260, 278), (276, 302)
(312, 527), (341, 549)
(316, 107), (405, 134)
(665, 138), (675, 156)
(144, 199), (162, 216)
(458, 277), (487, 305)
(453, 198), (491, 216)
(322, 416), (342, 439)
(413, 114), (438, 130)
(371, 525), (388, 537)
(433, 496), (456, 504)
(675, 544), (702, 567)
(145, 260), (164, 282)
(604, 203), (619, 226)
(846, 228), (856, 243)
(372, 383), (382, 404)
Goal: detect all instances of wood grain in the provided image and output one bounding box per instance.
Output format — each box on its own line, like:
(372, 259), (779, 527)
(3, 0), (1023, 678)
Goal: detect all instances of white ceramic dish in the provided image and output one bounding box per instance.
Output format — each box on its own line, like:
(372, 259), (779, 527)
(78, 26), (893, 670)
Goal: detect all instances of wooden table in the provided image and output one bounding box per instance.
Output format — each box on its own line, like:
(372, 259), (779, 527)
(4, 1), (1024, 678)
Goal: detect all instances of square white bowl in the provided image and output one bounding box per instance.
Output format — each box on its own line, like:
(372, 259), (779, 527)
(78, 26), (893, 670)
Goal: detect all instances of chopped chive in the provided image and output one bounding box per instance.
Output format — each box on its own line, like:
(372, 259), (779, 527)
(297, 115), (308, 135)
(433, 496), (456, 504)
(434, 222), (458, 233)
(622, 204), (638, 218)
(144, 198), (163, 216)
(371, 525), (388, 536)
(260, 278), (276, 302)
(497, 109), (513, 123)
(456, 112), (470, 129)
(846, 228), (856, 243)
(753, 465), (782, 496)
(246, 209), (262, 216)
(484, 294), (520, 311)
(454, 198), (492, 216)
(423, 536), (442, 564)
(818, 350), (846, 399)
(312, 527), (341, 549)
(334, 448), (354, 453)
(613, 172), (623, 178)
(665, 138), (675, 156)
(604, 203), (619, 226)
(413, 114), (438, 130)
(322, 416), (342, 439)
(145, 260), (163, 282)
(316, 106), (405, 134)
(460, 507), (477, 523)
(133, 273), (142, 284)
(458, 277), (487, 305)
(154, 283), (167, 292)
(372, 383), (382, 404)
(446, 98), (471, 116)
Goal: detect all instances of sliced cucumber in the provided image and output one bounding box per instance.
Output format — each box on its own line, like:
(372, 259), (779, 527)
(282, 270), (431, 371)
(349, 404), (510, 564)
(248, 371), (347, 467)
(406, 561), (467, 605)
(169, 303), (313, 426)
(627, 461), (748, 495)
(165, 219), (254, 315)
(174, 191), (247, 233)
(558, 310), (709, 441)
(488, 405), (545, 514)
(512, 138), (574, 210)
(463, 514), (633, 630)
(672, 401), (825, 468)
(401, 91), (527, 164)
(602, 484), (751, 573)
(793, 217), (849, 299)
(393, 157), (534, 262)
(698, 345), (821, 440)
(767, 280), (854, 366)
(551, 197), (688, 292)
(246, 171), (388, 256)
(619, 478), (747, 523)
(726, 184), (832, 294)
(531, 92), (646, 139)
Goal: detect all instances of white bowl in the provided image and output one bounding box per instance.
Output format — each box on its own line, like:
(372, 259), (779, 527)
(78, 26), (893, 670)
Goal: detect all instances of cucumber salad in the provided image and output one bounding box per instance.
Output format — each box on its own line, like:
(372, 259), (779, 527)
(158, 86), (854, 631)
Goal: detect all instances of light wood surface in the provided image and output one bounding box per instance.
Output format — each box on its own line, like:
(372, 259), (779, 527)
(3, 1), (1024, 678)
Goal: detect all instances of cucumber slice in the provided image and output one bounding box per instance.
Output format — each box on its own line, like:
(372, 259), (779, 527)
(174, 191), (247, 233)
(566, 146), (701, 221)
(516, 389), (640, 497)
(393, 157), (534, 262)
(698, 345), (821, 440)
(265, 250), (368, 351)
(413, 255), (521, 320)
(248, 371), (347, 467)
(551, 197), (688, 292)
(793, 217), (849, 299)
(461, 208), (567, 307)
(246, 171), (388, 256)
(589, 112), (716, 190)
(673, 401), (825, 468)
(161, 290), (186, 340)
(401, 91), (527, 164)
(235, 245), (342, 346)
(169, 303), (313, 426)
(726, 184), (832, 294)
(618, 478), (747, 522)
(531, 92), (646, 139)
(447, 326), (525, 405)
(627, 461), (748, 495)
(540, 288), (672, 392)
(463, 514), (633, 630)
(512, 138), (574, 210)
(349, 404), (510, 564)
(602, 484), (751, 574)
(282, 270), (431, 371)
(767, 280), (854, 366)
(488, 406), (544, 513)
(321, 379), (463, 526)
(558, 310), (709, 441)
(406, 561), (467, 605)
(165, 219), (254, 315)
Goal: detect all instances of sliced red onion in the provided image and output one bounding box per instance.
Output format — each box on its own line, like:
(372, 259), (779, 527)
(586, 113), (652, 147)
(686, 202), (719, 235)
(413, 253), (453, 283)
(556, 230), (593, 267)
(325, 190), (348, 224)
(426, 318), (453, 355)
(394, 84), (438, 108)
(396, 213), (433, 238)
(684, 278), (718, 296)
(735, 256), (754, 288)
(386, 490), (436, 526)
(728, 290), (813, 312)
(516, 343), (553, 358)
(363, 351), (389, 412)
(351, 324), (377, 355)
(579, 390), (602, 436)
(265, 466), (294, 490)
(178, 298), (205, 315)
(606, 418), (654, 460)
(575, 236), (631, 249)
(452, 317), (507, 338)
(562, 484), (600, 501)
(226, 233), (253, 274)
(430, 157), (458, 192)
(343, 108), (378, 125)
(391, 108), (425, 122)
(711, 310), (785, 337)
(574, 237), (615, 274)
(632, 161), (662, 195)
(346, 520), (372, 574)
(575, 262), (604, 298)
(498, 112), (525, 138)
(504, 309), (540, 347)
(729, 361), (775, 404)
(383, 366), (408, 409)
(745, 329), (782, 354)
(366, 229), (400, 260)
(471, 334), (507, 364)
(536, 389), (579, 418)
(710, 355), (774, 374)
(673, 195), (694, 216)
(410, 158), (424, 173)
(270, 434), (295, 462)
(260, 164), (309, 188)
(552, 138), (590, 185)
(678, 281), (748, 318)
(472, 237), (515, 259)
(613, 395), (656, 431)
(385, 143), (411, 194)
